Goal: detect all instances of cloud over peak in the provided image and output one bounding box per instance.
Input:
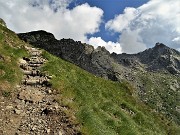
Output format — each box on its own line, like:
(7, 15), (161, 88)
(0, 0), (179, 54)
(88, 37), (122, 54)
(106, 0), (180, 53)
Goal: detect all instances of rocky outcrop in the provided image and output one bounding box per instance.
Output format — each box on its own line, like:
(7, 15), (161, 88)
(18, 31), (180, 78)
(112, 43), (180, 75)
(18, 31), (119, 81)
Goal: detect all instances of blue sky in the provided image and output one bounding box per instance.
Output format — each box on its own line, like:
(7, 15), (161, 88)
(69, 0), (149, 42)
(0, 0), (179, 54)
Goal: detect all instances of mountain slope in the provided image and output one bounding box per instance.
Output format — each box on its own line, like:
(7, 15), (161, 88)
(18, 31), (120, 81)
(18, 30), (180, 126)
(0, 22), (28, 97)
(41, 50), (179, 135)
(1, 21), (179, 134)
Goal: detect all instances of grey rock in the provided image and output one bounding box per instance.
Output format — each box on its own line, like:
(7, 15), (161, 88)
(6, 105), (13, 110)
(14, 109), (22, 115)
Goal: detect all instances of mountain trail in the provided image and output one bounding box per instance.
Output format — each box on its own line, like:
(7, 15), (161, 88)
(0, 46), (79, 135)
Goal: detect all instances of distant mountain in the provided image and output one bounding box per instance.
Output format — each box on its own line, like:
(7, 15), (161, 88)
(112, 43), (180, 75)
(18, 30), (180, 125)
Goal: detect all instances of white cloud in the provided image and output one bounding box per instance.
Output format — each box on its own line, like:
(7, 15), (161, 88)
(106, 0), (180, 53)
(105, 7), (138, 32)
(0, 0), (103, 42)
(87, 37), (122, 54)
(172, 37), (180, 42)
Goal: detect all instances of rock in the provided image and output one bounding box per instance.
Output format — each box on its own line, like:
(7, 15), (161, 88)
(14, 109), (22, 115)
(59, 130), (63, 135)
(170, 85), (176, 91)
(47, 89), (52, 94)
(18, 31), (119, 81)
(31, 126), (36, 131)
(18, 89), (44, 103)
(46, 128), (50, 134)
(6, 105), (13, 110)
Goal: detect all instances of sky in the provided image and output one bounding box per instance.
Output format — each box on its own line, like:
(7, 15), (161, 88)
(0, 0), (179, 54)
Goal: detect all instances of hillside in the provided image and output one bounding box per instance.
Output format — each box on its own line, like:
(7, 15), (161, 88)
(18, 30), (180, 126)
(0, 21), (180, 134)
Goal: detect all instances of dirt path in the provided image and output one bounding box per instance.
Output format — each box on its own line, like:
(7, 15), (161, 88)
(0, 46), (79, 135)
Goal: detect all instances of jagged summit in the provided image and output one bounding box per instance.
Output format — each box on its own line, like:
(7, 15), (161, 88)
(136, 43), (180, 74)
(18, 30), (180, 76)
(141, 42), (180, 57)
(18, 30), (118, 81)
(18, 30), (55, 43)
(111, 43), (180, 75)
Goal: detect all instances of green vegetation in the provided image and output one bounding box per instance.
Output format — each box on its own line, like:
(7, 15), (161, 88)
(0, 22), (179, 135)
(42, 51), (179, 135)
(0, 24), (28, 96)
(137, 72), (180, 125)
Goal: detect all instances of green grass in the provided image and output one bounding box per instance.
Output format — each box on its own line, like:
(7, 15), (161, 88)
(137, 72), (180, 125)
(0, 24), (28, 95)
(0, 23), (179, 135)
(42, 51), (179, 135)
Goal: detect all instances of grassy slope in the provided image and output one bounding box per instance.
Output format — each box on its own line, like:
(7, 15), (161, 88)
(0, 24), (28, 97)
(136, 72), (180, 125)
(42, 51), (179, 135)
(0, 24), (179, 135)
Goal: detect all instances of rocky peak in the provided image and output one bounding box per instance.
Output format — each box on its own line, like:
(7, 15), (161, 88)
(18, 30), (180, 77)
(151, 42), (179, 56)
(112, 43), (180, 75)
(18, 30), (118, 81)
(95, 46), (110, 55)
(18, 30), (55, 43)
(137, 43), (180, 74)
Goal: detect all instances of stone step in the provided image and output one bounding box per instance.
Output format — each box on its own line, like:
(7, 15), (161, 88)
(22, 79), (51, 87)
(29, 61), (44, 64)
(20, 64), (31, 70)
(22, 79), (40, 85)
(30, 52), (42, 56)
(28, 63), (42, 67)
(23, 70), (41, 76)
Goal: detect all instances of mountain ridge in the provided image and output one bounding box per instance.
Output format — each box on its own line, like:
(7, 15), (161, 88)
(18, 30), (180, 126)
(0, 21), (180, 134)
(18, 30), (180, 77)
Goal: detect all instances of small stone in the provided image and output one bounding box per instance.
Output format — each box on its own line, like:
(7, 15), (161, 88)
(10, 119), (14, 123)
(14, 99), (21, 103)
(16, 105), (22, 109)
(59, 130), (63, 135)
(6, 105), (13, 110)
(14, 109), (22, 115)
(16, 85), (21, 88)
(31, 126), (36, 131)
(54, 103), (59, 110)
(46, 129), (50, 134)
(48, 90), (52, 94)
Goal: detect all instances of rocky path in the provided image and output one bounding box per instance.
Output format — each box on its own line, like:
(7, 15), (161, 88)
(0, 46), (79, 135)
